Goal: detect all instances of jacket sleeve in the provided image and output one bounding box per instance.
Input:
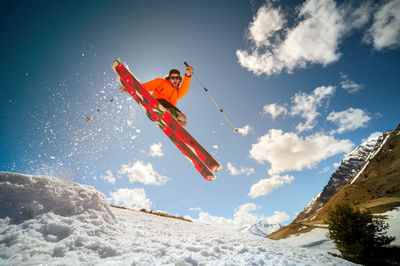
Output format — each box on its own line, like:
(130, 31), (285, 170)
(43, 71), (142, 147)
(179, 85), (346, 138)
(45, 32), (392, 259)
(177, 75), (191, 99)
(142, 78), (164, 92)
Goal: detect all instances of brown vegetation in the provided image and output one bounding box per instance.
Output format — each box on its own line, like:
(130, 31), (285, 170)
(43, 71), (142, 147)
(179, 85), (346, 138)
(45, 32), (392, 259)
(110, 204), (192, 223)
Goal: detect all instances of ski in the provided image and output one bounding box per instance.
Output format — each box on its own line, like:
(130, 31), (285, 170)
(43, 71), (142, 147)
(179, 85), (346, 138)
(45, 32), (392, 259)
(111, 59), (221, 180)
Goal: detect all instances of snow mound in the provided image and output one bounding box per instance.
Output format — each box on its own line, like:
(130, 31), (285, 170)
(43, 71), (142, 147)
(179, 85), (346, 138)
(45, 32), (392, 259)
(0, 172), (119, 263)
(0, 172), (116, 224)
(0, 172), (355, 265)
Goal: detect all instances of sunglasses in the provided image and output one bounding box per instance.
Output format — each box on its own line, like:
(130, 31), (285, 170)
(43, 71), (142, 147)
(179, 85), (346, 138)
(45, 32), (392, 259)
(169, 75), (181, 80)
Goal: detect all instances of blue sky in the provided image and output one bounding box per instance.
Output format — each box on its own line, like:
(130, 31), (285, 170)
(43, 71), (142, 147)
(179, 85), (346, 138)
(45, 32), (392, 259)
(1, 0), (399, 228)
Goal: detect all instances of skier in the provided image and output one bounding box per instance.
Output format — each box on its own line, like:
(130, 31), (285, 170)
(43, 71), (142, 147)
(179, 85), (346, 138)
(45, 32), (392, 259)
(142, 65), (194, 127)
(112, 59), (222, 180)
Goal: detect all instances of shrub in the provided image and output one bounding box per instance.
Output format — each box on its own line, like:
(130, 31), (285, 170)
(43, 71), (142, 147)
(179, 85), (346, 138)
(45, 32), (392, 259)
(326, 204), (395, 264)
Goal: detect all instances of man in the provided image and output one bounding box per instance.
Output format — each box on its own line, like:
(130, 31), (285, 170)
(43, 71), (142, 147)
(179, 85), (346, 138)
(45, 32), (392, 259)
(142, 65), (194, 127)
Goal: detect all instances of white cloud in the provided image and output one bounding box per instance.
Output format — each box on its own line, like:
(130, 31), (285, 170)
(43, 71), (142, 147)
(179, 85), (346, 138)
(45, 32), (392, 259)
(101, 170), (116, 184)
(318, 166), (331, 174)
(249, 174), (294, 198)
(236, 125), (252, 136)
(364, 0), (400, 50)
(212, 145), (219, 149)
(196, 203), (289, 231)
(290, 86), (335, 132)
(149, 143), (163, 157)
(197, 203), (259, 230)
(237, 0), (372, 76)
(227, 162), (255, 176)
(263, 103), (288, 120)
(327, 108), (371, 134)
(118, 161), (168, 186)
(262, 86), (334, 132)
(249, 129), (354, 175)
(233, 203), (261, 226)
(264, 211), (291, 224)
(189, 207), (202, 212)
(110, 188), (153, 210)
(340, 73), (363, 93)
(277, 0), (345, 69)
(247, 3), (286, 46)
(347, 1), (374, 29)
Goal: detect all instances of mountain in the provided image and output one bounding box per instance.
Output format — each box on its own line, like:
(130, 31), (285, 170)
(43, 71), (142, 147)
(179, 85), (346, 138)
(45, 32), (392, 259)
(0, 172), (353, 265)
(240, 220), (282, 237)
(269, 124), (400, 240)
(294, 131), (382, 224)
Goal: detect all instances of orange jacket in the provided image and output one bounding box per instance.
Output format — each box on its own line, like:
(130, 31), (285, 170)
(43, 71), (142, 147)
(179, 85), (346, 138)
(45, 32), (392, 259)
(142, 75), (191, 106)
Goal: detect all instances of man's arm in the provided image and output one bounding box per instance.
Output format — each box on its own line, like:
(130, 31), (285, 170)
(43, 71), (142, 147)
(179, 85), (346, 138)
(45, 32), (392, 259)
(178, 75), (191, 99)
(178, 65), (194, 99)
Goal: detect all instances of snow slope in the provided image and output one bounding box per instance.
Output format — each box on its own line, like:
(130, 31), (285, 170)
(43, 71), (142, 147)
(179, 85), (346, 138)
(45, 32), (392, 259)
(0, 172), (355, 265)
(380, 207), (400, 246)
(278, 207), (400, 255)
(278, 228), (336, 254)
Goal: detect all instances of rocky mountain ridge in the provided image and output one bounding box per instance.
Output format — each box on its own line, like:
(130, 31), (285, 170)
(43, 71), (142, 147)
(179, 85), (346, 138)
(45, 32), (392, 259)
(294, 131), (383, 223)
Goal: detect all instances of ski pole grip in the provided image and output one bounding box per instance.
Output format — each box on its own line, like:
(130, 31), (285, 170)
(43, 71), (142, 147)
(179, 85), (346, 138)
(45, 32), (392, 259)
(184, 61), (189, 67)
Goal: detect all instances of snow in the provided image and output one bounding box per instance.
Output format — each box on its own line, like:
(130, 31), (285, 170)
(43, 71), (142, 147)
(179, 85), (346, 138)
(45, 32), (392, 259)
(379, 207), (400, 245)
(304, 192), (322, 214)
(350, 161), (370, 184)
(313, 224), (329, 228)
(0, 172), (357, 265)
(350, 133), (390, 184)
(278, 228), (337, 255)
(367, 133), (390, 161)
(342, 132), (381, 165)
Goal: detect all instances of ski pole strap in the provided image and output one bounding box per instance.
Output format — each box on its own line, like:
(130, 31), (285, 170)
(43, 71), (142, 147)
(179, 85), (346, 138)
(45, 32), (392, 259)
(184, 61), (238, 133)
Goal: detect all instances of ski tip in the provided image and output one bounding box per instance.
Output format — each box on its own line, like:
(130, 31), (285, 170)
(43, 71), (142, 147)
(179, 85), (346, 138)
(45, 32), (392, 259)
(111, 61), (118, 72)
(204, 172), (217, 181)
(214, 165), (223, 172)
(209, 164), (223, 173)
(206, 175), (217, 181)
(111, 59), (122, 72)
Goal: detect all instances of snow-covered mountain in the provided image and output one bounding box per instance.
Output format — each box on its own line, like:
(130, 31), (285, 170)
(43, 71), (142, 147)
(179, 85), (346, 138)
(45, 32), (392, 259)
(0, 172), (355, 265)
(269, 124), (400, 241)
(240, 220), (282, 237)
(294, 131), (383, 223)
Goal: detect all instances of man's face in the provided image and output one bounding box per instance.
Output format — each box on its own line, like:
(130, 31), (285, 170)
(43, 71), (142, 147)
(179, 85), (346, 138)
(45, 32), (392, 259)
(169, 75), (181, 88)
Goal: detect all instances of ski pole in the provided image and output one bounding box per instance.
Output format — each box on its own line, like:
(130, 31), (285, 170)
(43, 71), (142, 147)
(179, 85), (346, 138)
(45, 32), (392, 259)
(184, 61), (238, 133)
(85, 87), (124, 122)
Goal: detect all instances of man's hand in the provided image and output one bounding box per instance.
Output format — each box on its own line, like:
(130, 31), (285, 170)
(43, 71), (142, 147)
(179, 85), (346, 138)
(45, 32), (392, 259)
(185, 65), (194, 77)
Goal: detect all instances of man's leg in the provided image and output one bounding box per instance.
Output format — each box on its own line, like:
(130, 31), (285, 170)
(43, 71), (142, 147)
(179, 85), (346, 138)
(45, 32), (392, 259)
(157, 99), (187, 127)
